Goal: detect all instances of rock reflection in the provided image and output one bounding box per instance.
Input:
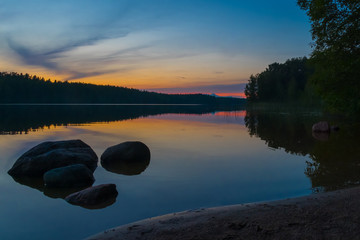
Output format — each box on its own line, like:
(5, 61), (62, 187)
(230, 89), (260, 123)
(102, 159), (150, 175)
(74, 197), (117, 210)
(245, 109), (360, 192)
(11, 176), (45, 192)
(10, 175), (90, 199)
(11, 173), (116, 209)
(44, 186), (92, 199)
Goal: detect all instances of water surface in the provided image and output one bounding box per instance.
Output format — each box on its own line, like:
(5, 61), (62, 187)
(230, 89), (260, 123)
(0, 105), (359, 239)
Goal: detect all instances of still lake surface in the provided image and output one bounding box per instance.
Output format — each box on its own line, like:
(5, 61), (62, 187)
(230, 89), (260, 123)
(0, 104), (359, 239)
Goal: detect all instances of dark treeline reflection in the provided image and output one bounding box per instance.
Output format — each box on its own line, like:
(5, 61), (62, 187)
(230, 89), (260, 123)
(245, 109), (360, 192)
(12, 175), (117, 209)
(0, 104), (244, 135)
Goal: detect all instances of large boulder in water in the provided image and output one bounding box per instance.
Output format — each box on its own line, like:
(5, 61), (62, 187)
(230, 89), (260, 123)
(100, 141), (150, 175)
(312, 121), (330, 132)
(65, 184), (118, 209)
(43, 164), (95, 188)
(8, 140), (98, 177)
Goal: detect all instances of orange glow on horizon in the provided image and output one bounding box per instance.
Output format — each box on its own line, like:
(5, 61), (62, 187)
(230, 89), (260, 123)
(1, 64), (247, 98)
(215, 92), (246, 98)
(213, 111), (246, 117)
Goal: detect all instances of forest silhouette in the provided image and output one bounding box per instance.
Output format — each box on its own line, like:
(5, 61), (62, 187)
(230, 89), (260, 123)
(0, 72), (245, 105)
(244, 57), (318, 104)
(245, 1), (360, 115)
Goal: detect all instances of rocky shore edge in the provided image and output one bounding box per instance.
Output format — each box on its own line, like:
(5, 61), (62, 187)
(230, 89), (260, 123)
(86, 186), (360, 240)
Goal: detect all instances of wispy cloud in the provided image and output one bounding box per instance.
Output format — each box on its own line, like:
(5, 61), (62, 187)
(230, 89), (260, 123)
(6, 38), (123, 80)
(7, 39), (58, 70)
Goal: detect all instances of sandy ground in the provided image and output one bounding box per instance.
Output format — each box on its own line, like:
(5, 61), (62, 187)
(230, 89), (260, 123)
(86, 186), (360, 240)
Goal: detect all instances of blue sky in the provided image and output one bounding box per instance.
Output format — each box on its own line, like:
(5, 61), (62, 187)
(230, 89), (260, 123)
(0, 0), (311, 96)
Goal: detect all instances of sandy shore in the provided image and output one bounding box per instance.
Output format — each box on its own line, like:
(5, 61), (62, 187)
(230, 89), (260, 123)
(86, 186), (360, 240)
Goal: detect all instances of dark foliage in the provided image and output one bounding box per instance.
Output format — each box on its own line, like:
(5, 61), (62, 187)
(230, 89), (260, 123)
(297, 0), (360, 114)
(0, 72), (245, 105)
(244, 57), (317, 103)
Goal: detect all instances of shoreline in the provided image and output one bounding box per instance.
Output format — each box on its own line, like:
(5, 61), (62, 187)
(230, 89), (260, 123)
(86, 186), (360, 240)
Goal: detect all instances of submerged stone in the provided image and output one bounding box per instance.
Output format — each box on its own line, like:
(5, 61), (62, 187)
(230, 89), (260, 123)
(65, 184), (118, 209)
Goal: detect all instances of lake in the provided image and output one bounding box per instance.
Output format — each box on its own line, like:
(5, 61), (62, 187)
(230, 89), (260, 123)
(0, 104), (359, 240)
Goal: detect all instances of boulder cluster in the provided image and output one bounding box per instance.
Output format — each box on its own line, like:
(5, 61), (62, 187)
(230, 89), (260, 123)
(8, 139), (150, 209)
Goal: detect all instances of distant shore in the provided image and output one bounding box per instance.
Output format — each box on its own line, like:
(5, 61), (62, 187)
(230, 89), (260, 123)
(86, 186), (360, 240)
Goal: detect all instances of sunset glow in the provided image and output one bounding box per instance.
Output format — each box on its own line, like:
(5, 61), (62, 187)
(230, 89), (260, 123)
(0, 0), (311, 96)
(215, 93), (247, 98)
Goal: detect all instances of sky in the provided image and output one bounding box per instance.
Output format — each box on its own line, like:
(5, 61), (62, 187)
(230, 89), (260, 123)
(0, 0), (312, 97)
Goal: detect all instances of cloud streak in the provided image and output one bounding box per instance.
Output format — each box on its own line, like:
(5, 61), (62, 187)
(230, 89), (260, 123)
(6, 38), (123, 81)
(7, 39), (58, 70)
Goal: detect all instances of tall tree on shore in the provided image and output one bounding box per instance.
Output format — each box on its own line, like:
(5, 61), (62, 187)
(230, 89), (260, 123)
(297, 0), (360, 114)
(244, 74), (258, 101)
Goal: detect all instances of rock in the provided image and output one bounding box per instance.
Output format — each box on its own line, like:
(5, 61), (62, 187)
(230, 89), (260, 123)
(65, 184), (118, 209)
(101, 141), (151, 175)
(10, 176), (45, 192)
(8, 139), (98, 177)
(43, 164), (95, 188)
(312, 121), (330, 132)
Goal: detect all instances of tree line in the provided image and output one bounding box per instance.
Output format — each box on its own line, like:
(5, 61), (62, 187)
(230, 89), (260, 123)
(0, 72), (244, 105)
(245, 0), (360, 115)
(244, 57), (318, 103)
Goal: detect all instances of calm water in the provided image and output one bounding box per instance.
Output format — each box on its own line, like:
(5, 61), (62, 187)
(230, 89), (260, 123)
(0, 105), (359, 240)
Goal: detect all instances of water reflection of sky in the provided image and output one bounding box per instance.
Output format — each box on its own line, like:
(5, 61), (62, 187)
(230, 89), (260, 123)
(0, 111), (312, 240)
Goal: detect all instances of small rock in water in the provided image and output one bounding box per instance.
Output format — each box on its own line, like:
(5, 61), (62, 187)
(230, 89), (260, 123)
(43, 164), (95, 188)
(65, 184), (118, 209)
(101, 141), (151, 175)
(312, 121), (330, 132)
